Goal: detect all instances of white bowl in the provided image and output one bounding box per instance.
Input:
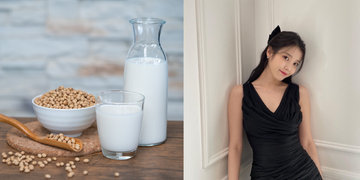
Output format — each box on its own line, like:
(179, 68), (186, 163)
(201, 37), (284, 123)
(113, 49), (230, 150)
(32, 94), (96, 137)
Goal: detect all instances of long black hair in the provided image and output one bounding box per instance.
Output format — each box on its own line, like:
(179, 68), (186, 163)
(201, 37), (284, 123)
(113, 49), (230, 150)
(245, 31), (306, 84)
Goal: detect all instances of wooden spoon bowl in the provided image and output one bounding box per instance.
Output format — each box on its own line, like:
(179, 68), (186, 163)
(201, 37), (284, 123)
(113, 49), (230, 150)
(0, 114), (83, 152)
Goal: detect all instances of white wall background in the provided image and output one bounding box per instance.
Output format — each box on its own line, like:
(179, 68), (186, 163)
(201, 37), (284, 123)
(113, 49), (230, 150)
(0, 0), (183, 120)
(239, 0), (360, 179)
(184, 0), (241, 179)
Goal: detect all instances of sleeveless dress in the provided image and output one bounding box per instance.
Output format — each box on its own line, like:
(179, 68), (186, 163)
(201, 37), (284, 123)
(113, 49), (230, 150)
(242, 82), (322, 180)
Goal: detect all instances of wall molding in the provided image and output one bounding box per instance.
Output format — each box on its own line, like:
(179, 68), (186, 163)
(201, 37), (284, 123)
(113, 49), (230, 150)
(194, 0), (214, 169)
(314, 139), (360, 179)
(221, 159), (252, 180)
(221, 175), (228, 180)
(195, 0), (242, 169)
(268, 0), (274, 31)
(322, 166), (360, 180)
(314, 139), (360, 154)
(234, 0), (242, 85)
(240, 159), (252, 176)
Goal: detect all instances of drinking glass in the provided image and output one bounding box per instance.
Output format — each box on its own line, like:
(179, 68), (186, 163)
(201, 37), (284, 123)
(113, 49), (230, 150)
(95, 90), (145, 160)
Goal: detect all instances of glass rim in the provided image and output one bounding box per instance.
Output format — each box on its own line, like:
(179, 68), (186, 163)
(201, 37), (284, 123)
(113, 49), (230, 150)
(95, 90), (145, 104)
(129, 17), (166, 25)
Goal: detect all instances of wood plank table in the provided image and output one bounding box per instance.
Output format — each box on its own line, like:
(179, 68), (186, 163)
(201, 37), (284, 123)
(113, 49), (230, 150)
(0, 117), (183, 180)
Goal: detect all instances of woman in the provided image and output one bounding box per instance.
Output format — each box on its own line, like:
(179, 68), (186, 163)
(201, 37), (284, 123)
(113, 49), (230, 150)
(227, 26), (323, 180)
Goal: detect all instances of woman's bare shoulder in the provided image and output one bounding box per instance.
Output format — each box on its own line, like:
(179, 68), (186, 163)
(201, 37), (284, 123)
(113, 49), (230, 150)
(229, 84), (244, 99)
(231, 84), (243, 93)
(297, 85), (310, 105)
(298, 85), (309, 97)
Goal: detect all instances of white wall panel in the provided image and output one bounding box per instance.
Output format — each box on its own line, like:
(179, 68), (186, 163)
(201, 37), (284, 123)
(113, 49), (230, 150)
(196, 0), (240, 168)
(195, 0), (239, 167)
(184, 0), (241, 179)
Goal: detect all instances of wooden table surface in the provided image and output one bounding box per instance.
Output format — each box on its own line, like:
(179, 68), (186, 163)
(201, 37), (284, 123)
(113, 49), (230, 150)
(0, 117), (183, 180)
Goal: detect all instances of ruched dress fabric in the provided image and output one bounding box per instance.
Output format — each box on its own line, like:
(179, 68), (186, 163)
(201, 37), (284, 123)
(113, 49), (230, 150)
(242, 82), (322, 180)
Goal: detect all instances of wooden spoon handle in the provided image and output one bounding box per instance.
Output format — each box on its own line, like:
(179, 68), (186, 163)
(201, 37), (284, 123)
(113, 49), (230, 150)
(0, 114), (39, 141)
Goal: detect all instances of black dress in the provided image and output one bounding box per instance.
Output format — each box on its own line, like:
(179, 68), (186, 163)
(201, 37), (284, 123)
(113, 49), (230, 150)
(242, 82), (322, 180)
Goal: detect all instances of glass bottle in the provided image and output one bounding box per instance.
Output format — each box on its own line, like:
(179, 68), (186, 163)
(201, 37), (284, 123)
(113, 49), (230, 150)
(123, 17), (167, 146)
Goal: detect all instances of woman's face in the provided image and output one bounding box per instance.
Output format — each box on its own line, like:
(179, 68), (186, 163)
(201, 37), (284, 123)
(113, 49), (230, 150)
(267, 46), (303, 81)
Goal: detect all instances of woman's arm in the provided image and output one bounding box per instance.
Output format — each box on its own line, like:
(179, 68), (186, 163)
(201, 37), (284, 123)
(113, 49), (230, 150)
(228, 85), (244, 180)
(298, 85), (323, 178)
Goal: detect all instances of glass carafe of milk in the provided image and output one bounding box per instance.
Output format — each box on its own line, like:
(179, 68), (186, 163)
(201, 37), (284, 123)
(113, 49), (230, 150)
(123, 17), (167, 146)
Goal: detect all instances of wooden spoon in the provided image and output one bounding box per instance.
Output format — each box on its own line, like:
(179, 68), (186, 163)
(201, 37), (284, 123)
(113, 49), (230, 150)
(0, 114), (83, 152)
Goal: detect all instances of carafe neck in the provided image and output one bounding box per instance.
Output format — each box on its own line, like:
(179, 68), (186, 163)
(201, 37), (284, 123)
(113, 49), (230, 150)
(127, 17), (167, 60)
(132, 24), (163, 44)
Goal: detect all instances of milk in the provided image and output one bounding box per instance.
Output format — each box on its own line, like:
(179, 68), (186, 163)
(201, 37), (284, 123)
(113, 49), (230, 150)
(96, 104), (143, 152)
(123, 57), (167, 145)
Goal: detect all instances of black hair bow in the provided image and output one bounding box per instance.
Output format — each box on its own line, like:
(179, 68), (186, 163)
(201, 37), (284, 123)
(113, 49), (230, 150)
(267, 25), (281, 44)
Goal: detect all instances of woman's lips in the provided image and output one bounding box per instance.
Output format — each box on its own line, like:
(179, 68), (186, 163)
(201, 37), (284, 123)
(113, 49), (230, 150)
(280, 70), (287, 76)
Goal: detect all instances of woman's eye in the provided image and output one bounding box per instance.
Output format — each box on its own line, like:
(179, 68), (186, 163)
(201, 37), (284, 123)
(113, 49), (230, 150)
(294, 63), (299, 66)
(284, 56), (289, 60)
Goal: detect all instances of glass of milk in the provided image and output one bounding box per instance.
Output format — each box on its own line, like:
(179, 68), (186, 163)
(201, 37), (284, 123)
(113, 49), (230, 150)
(95, 90), (145, 160)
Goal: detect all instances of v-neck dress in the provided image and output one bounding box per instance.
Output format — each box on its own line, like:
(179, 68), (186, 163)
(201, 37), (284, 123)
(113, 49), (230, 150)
(242, 82), (322, 180)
